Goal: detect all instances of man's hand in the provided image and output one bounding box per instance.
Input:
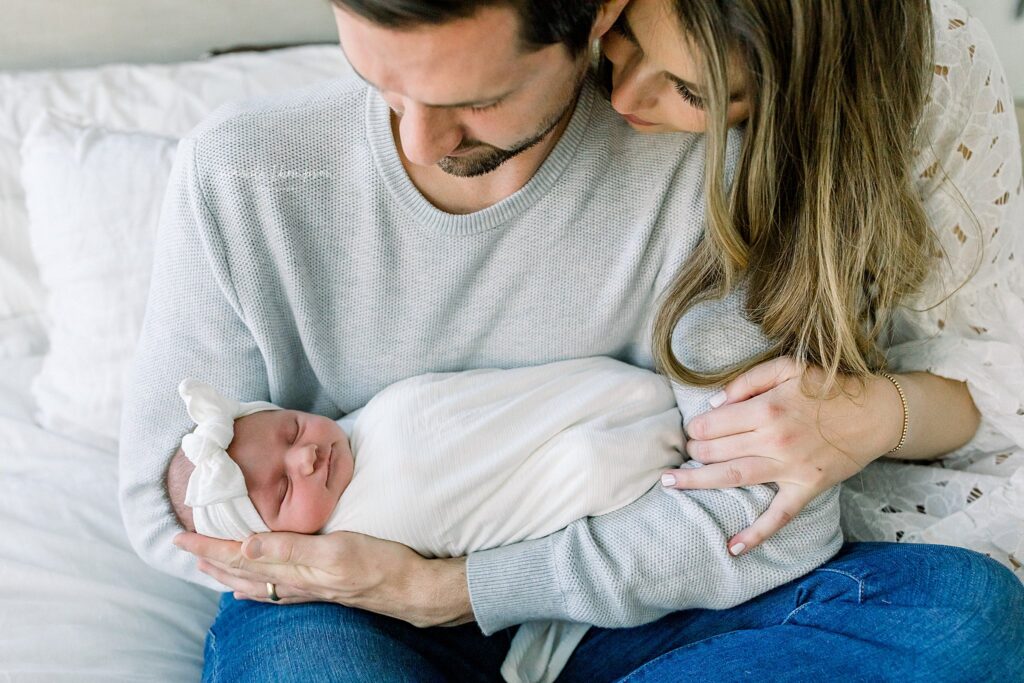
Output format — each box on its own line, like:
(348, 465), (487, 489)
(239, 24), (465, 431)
(173, 530), (475, 628)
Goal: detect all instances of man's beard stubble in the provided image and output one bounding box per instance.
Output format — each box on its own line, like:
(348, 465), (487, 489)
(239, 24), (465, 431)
(436, 67), (587, 178)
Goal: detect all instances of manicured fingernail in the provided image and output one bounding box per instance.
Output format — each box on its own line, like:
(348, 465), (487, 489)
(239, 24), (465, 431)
(709, 391), (727, 409)
(661, 473), (677, 487)
(172, 535), (183, 548)
(729, 542), (747, 556)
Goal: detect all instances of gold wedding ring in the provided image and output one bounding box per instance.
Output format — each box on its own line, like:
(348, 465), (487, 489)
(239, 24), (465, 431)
(266, 582), (281, 602)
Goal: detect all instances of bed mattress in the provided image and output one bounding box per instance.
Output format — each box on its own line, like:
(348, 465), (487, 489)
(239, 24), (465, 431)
(0, 355), (218, 682)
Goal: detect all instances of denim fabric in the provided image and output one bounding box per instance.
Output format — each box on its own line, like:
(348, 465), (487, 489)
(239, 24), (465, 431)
(202, 543), (1024, 683)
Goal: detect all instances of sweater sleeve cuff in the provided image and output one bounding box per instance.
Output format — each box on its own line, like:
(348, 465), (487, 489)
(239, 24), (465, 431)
(466, 534), (566, 635)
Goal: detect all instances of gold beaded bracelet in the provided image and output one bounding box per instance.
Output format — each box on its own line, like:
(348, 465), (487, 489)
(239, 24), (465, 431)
(880, 372), (908, 454)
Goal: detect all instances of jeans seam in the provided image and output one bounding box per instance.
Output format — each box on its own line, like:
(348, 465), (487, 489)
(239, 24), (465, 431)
(205, 628), (219, 683)
(813, 567), (866, 603)
(781, 567), (868, 625)
(781, 601), (814, 626)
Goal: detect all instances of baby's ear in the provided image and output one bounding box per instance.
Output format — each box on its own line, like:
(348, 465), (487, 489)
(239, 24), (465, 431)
(166, 448), (196, 532)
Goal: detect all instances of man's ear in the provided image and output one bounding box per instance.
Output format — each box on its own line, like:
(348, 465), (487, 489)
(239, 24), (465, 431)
(590, 0), (630, 42)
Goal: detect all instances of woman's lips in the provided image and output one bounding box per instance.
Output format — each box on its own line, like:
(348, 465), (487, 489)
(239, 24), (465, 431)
(622, 113), (657, 127)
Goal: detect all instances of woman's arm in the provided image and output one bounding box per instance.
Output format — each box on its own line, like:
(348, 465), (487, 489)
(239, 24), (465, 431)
(663, 356), (982, 554)
(882, 372), (980, 461)
(883, 3), (1024, 460)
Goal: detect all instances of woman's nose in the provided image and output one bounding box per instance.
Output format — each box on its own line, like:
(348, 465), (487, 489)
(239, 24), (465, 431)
(397, 101), (464, 167)
(610, 57), (658, 115)
(286, 444), (318, 477)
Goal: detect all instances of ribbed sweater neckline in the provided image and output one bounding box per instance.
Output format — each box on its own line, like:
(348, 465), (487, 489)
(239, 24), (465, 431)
(365, 75), (596, 236)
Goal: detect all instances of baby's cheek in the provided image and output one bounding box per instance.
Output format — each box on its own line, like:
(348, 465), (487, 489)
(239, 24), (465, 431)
(292, 497), (334, 534)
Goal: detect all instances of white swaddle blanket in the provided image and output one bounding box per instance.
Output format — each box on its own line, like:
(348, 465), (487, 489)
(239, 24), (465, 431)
(179, 357), (683, 681)
(323, 356), (684, 682)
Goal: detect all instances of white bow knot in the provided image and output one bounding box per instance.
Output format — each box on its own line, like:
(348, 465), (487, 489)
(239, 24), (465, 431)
(176, 378), (280, 540)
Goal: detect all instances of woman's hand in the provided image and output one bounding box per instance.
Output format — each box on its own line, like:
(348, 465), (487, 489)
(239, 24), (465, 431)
(660, 357), (904, 555)
(173, 530), (474, 628)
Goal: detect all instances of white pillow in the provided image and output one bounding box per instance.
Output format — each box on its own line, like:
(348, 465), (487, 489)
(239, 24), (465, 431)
(21, 112), (177, 451)
(0, 45), (351, 359)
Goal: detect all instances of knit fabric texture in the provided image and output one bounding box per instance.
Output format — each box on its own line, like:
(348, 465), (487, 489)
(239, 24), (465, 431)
(118, 75), (843, 633)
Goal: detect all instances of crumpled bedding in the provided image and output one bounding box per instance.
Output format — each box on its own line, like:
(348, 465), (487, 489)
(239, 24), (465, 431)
(0, 355), (219, 681)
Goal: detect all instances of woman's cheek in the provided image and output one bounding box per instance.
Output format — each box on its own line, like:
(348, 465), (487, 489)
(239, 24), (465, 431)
(656, 102), (710, 134)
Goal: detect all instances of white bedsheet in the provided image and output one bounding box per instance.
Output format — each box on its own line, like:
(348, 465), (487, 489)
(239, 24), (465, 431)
(0, 355), (218, 682)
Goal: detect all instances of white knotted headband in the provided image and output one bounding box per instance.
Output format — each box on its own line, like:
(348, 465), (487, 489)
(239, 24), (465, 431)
(178, 378), (281, 541)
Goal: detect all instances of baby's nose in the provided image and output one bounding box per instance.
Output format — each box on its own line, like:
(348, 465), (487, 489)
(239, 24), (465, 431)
(290, 444), (318, 477)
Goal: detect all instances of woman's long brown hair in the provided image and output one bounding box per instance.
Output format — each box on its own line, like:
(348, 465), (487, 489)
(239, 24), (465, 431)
(653, 0), (938, 394)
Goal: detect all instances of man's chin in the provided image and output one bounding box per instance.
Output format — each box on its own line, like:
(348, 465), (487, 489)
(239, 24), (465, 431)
(437, 149), (514, 178)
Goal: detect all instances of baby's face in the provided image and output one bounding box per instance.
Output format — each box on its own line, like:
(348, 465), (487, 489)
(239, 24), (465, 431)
(229, 410), (354, 534)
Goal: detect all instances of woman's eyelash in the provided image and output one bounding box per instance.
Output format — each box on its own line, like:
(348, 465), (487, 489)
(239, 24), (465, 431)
(673, 81), (706, 110)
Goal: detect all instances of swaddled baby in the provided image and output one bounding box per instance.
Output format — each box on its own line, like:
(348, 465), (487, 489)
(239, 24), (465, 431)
(167, 356), (684, 683)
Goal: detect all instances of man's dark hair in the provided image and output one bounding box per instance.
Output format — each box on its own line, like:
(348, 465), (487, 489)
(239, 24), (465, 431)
(331, 0), (603, 56)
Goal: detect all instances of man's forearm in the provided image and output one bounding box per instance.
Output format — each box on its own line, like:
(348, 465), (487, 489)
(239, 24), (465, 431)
(119, 135), (269, 590)
(466, 482), (842, 635)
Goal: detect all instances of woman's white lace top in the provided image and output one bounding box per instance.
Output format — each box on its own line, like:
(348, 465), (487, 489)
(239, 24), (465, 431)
(843, 0), (1024, 582)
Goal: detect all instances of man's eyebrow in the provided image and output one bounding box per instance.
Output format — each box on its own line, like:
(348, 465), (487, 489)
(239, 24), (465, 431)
(347, 60), (513, 109)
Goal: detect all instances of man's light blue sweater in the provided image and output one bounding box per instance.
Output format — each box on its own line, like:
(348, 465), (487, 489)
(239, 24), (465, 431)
(118, 75), (842, 636)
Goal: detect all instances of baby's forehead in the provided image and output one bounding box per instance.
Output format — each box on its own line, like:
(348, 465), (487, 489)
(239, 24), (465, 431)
(230, 410), (292, 460)
(235, 408), (289, 433)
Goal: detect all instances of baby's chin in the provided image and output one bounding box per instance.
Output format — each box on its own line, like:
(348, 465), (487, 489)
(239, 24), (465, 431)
(264, 517), (328, 535)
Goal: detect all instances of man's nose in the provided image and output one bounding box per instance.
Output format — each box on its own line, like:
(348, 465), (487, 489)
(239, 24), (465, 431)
(397, 102), (463, 167)
(286, 444), (318, 477)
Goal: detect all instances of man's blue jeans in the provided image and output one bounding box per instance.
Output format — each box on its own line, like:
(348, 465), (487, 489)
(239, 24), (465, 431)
(201, 543), (1024, 682)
